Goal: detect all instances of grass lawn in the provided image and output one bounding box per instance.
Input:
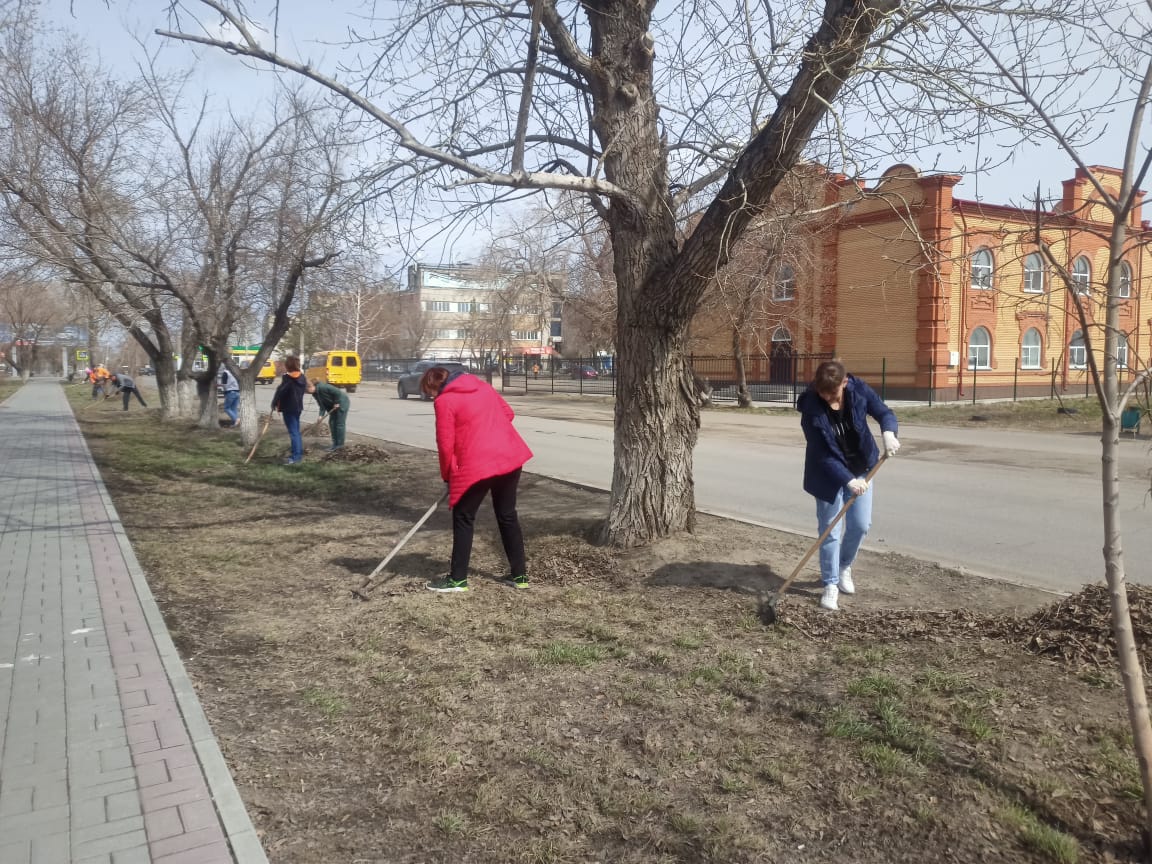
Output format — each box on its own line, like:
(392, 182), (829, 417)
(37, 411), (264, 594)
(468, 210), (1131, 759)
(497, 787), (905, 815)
(0, 378), (24, 403)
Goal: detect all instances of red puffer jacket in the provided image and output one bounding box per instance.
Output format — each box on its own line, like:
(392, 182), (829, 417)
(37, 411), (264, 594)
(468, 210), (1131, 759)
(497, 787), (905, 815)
(434, 373), (533, 507)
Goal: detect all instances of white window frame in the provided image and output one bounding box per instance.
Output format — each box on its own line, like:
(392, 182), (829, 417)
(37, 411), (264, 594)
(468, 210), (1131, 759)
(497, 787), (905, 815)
(1024, 253), (1045, 294)
(1119, 262), (1132, 299)
(772, 265), (796, 302)
(968, 326), (991, 370)
(971, 248), (994, 290)
(771, 325), (793, 345)
(1069, 330), (1087, 369)
(424, 300), (451, 312)
(1021, 328), (1042, 369)
(1072, 257), (1091, 295)
(1117, 333), (1129, 370)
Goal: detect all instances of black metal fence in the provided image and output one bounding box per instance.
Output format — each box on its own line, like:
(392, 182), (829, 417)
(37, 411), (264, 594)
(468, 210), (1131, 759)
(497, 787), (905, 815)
(362, 353), (832, 404)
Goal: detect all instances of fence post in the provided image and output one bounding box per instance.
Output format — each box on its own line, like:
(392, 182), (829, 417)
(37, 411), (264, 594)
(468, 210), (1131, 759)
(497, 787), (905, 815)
(972, 363), (977, 405)
(928, 359), (934, 407)
(881, 357), (887, 401)
(1013, 360), (1019, 402)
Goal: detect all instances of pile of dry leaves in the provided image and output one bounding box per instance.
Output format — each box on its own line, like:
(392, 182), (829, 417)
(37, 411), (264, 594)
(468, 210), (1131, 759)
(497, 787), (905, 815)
(318, 444), (392, 464)
(777, 583), (1152, 674)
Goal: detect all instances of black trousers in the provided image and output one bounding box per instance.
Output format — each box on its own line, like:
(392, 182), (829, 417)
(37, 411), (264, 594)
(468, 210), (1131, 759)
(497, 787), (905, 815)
(450, 469), (526, 581)
(122, 387), (147, 410)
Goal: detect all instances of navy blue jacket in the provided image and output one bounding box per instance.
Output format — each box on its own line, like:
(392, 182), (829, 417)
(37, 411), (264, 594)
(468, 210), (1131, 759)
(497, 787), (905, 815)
(797, 375), (898, 503)
(271, 372), (307, 415)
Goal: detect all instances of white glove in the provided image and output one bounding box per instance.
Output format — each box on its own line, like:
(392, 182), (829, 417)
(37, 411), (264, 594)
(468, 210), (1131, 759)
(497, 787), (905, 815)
(883, 430), (900, 456)
(847, 477), (869, 496)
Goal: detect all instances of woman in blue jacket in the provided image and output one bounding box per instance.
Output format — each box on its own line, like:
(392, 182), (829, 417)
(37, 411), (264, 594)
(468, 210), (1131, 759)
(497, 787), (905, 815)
(796, 360), (900, 611)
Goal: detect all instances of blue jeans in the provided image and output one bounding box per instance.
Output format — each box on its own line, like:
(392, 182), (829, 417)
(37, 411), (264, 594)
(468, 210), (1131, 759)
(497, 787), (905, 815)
(815, 481), (874, 586)
(283, 412), (303, 462)
(223, 391), (239, 425)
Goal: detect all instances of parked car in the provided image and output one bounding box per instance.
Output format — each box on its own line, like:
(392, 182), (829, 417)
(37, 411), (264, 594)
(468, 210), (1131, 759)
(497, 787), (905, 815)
(571, 365), (600, 379)
(396, 360), (469, 399)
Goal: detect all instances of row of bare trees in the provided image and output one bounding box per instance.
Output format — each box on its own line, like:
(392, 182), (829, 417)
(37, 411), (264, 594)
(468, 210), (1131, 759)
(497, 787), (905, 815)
(0, 20), (373, 446)
(159, 0), (1152, 845)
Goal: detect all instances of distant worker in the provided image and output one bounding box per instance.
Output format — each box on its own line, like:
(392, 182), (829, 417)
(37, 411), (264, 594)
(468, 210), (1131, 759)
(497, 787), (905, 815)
(532, 363), (540, 379)
(110, 372), (147, 411)
(219, 366), (240, 427)
(271, 355), (307, 465)
(89, 364), (111, 400)
(305, 377), (350, 452)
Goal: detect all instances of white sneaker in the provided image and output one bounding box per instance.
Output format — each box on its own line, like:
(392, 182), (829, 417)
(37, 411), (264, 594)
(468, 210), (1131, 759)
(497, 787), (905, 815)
(820, 584), (839, 611)
(839, 566), (855, 595)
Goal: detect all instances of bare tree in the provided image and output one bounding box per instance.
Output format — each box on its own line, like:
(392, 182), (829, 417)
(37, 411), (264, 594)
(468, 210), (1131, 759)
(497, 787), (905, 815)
(700, 169), (843, 406)
(161, 0), (1093, 545)
(900, 0), (1152, 844)
(0, 269), (69, 377)
(0, 35), (188, 415)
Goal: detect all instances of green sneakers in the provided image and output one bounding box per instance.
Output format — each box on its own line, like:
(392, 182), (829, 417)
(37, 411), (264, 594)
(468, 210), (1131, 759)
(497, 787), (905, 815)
(426, 577), (468, 593)
(500, 574), (530, 589)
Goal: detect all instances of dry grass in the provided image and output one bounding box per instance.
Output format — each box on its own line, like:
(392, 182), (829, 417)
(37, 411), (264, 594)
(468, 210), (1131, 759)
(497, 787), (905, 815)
(73, 395), (1147, 864)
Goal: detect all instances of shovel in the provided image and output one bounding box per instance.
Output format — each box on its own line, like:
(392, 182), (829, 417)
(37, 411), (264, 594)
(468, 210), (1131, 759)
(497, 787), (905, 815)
(243, 414), (273, 464)
(758, 455), (888, 626)
(352, 489), (449, 601)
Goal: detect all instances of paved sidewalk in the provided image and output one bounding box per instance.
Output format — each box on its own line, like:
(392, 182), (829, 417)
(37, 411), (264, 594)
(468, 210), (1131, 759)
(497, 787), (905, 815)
(0, 381), (267, 864)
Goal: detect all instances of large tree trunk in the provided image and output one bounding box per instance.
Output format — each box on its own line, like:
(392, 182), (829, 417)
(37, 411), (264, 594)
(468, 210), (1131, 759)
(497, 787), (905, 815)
(176, 377), (198, 418)
(236, 377), (263, 451)
(196, 374), (218, 430)
(153, 354), (179, 419)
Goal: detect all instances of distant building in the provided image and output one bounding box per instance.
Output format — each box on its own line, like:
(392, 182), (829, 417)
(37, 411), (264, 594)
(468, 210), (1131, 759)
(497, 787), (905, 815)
(402, 263), (564, 362)
(690, 162), (1152, 401)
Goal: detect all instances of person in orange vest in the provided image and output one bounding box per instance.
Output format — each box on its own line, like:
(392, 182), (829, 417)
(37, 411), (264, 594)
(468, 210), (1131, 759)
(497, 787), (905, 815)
(89, 364), (111, 400)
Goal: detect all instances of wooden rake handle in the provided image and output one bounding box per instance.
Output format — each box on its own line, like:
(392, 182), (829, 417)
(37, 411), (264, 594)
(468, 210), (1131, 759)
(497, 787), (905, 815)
(776, 454), (889, 598)
(244, 414), (273, 464)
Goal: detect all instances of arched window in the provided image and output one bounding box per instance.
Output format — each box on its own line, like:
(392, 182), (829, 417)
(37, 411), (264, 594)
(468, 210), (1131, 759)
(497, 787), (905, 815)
(771, 325), (793, 345)
(968, 326), (991, 369)
(772, 264), (796, 301)
(1024, 253), (1045, 294)
(1072, 257), (1091, 295)
(1118, 333), (1129, 370)
(1069, 330), (1087, 369)
(971, 248), (994, 290)
(1119, 262), (1132, 299)
(1021, 328), (1042, 369)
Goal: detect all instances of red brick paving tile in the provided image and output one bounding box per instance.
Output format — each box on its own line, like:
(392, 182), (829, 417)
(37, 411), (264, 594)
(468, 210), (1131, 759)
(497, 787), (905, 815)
(152, 841), (232, 864)
(177, 799), (219, 833)
(132, 746), (199, 769)
(140, 786), (210, 813)
(149, 825), (227, 858)
(143, 807), (184, 841)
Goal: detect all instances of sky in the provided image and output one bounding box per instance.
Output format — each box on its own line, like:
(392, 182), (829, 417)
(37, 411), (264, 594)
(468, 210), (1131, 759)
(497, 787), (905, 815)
(41, 0), (1140, 267)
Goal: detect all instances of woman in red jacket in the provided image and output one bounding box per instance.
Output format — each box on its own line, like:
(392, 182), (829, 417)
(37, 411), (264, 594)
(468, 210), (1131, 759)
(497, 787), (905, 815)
(420, 366), (534, 592)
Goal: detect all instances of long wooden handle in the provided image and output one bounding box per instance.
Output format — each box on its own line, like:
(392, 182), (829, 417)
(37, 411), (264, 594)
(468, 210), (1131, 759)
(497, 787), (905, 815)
(244, 415), (273, 464)
(777, 455), (888, 594)
(360, 491), (449, 586)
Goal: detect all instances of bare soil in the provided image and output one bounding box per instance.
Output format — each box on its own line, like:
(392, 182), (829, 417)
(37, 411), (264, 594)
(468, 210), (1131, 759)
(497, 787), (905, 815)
(72, 394), (1150, 864)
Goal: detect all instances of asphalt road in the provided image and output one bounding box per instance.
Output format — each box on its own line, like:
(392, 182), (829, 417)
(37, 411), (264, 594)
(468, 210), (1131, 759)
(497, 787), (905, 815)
(350, 384), (1152, 594)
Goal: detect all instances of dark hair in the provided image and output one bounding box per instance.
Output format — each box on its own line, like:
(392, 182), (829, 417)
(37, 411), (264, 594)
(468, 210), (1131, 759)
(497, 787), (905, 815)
(283, 355), (301, 373)
(812, 359), (846, 395)
(420, 366), (451, 398)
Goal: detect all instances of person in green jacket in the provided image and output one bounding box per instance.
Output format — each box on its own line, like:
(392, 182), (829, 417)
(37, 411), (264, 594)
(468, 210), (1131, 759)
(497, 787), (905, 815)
(305, 377), (350, 451)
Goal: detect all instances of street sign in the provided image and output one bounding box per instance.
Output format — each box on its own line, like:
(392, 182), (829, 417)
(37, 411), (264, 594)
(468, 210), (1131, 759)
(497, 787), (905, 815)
(76, 349), (89, 362)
